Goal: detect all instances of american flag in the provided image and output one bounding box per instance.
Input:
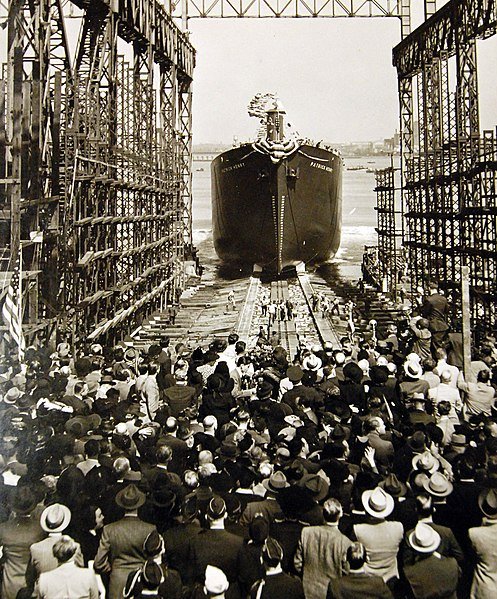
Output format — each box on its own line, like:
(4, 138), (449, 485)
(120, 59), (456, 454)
(2, 249), (25, 359)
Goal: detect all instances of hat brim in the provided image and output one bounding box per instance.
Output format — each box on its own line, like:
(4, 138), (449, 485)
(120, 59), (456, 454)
(262, 479), (289, 493)
(408, 529), (440, 553)
(403, 363), (422, 379)
(412, 454), (440, 474)
(40, 505), (72, 533)
(115, 491), (146, 510)
(362, 489), (394, 518)
(478, 492), (497, 519)
(422, 478), (454, 497)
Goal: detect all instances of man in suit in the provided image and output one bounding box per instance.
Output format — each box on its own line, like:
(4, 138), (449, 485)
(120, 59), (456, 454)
(294, 498), (352, 599)
(403, 523), (460, 599)
(94, 483), (156, 598)
(37, 536), (99, 599)
(187, 495), (244, 587)
(250, 537), (305, 599)
(0, 487), (46, 599)
(363, 416), (394, 474)
(26, 503), (84, 592)
(327, 542), (392, 598)
(421, 280), (450, 350)
(468, 488), (497, 599)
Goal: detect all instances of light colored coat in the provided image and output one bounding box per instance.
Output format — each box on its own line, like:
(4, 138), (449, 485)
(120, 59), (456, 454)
(353, 520), (404, 582)
(294, 523), (352, 599)
(37, 561), (99, 599)
(469, 519), (497, 599)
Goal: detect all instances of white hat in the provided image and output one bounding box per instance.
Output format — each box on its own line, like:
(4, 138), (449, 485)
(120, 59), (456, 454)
(362, 487), (394, 518)
(204, 565), (229, 595)
(377, 356), (389, 366)
(358, 359), (370, 373)
(57, 342), (71, 358)
(409, 522), (441, 553)
(404, 360), (422, 379)
(4, 387), (21, 404)
(303, 354), (322, 371)
(412, 450), (440, 474)
(40, 503), (71, 533)
(406, 353), (421, 364)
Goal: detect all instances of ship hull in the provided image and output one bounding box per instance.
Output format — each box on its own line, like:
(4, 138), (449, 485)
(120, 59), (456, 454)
(211, 144), (342, 272)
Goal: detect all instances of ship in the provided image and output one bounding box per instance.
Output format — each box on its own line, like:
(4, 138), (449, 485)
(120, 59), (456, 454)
(211, 95), (343, 274)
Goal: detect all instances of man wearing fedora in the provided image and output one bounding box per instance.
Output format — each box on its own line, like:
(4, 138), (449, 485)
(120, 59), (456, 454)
(353, 487), (404, 586)
(468, 488), (497, 598)
(239, 471), (287, 526)
(294, 498), (352, 599)
(26, 503), (84, 592)
(94, 483), (156, 598)
(0, 487), (46, 599)
(403, 523), (460, 598)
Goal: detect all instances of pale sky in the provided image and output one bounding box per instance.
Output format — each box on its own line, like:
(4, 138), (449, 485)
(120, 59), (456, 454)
(187, 10), (497, 144)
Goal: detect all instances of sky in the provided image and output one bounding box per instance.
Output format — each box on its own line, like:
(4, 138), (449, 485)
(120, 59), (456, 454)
(188, 17), (402, 144)
(186, 6), (497, 144)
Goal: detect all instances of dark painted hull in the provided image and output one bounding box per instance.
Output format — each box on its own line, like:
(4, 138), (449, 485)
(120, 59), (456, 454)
(211, 144), (342, 272)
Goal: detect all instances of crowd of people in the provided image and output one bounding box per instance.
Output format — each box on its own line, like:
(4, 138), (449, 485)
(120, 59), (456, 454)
(0, 280), (497, 599)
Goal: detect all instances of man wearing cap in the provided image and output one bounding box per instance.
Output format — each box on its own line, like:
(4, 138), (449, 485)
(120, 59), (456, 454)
(123, 530), (182, 598)
(187, 496), (243, 588)
(294, 498), (352, 599)
(468, 488), (497, 598)
(26, 503), (84, 592)
(94, 484), (156, 598)
(421, 280), (450, 351)
(250, 538), (304, 599)
(403, 523), (460, 598)
(190, 564), (233, 599)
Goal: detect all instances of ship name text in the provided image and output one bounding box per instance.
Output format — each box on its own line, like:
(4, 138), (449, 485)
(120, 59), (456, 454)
(310, 161), (333, 173)
(222, 162), (245, 173)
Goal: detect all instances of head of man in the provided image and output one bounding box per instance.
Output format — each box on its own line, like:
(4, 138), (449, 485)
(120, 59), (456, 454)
(52, 535), (78, 564)
(322, 498), (343, 524)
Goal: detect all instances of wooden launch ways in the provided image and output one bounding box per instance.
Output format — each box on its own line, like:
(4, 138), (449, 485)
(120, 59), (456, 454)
(235, 273), (341, 359)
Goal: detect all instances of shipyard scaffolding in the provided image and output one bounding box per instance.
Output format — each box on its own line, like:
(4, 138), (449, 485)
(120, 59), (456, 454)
(362, 165), (403, 297)
(391, 0), (497, 338)
(0, 0), (195, 349)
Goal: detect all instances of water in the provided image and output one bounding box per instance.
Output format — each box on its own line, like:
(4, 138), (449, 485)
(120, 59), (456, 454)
(192, 154), (397, 282)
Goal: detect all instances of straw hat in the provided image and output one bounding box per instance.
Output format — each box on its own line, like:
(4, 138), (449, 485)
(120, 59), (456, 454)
(362, 487), (394, 518)
(409, 522), (441, 553)
(478, 488), (497, 519)
(303, 354), (322, 371)
(40, 503), (71, 533)
(412, 450), (440, 474)
(404, 361), (422, 379)
(422, 472), (453, 497)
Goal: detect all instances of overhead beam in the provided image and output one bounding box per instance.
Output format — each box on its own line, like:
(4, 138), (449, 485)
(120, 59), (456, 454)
(393, 0), (497, 79)
(173, 0), (404, 19)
